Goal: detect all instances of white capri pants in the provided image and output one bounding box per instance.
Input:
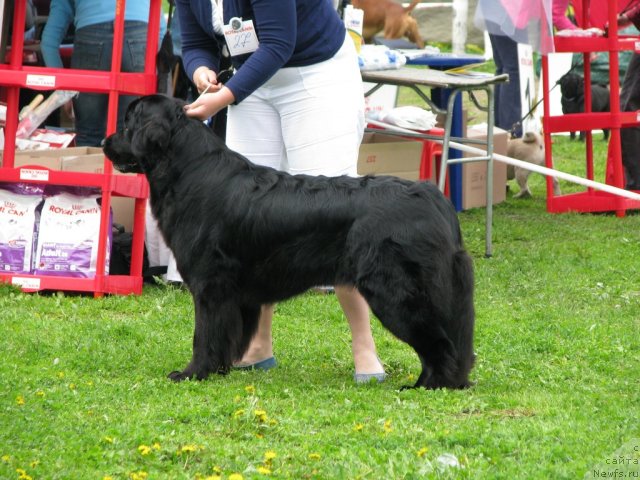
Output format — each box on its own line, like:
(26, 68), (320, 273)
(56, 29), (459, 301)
(226, 33), (365, 176)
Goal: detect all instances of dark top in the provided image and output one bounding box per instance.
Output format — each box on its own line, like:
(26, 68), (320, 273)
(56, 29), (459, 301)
(175, 0), (347, 103)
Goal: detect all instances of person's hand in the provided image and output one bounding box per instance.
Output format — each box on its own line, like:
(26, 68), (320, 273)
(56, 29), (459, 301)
(192, 66), (218, 93)
(184, 86), (236, 120)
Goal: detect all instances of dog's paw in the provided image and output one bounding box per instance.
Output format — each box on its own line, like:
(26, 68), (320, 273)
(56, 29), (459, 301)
(167, 370), (193, 382)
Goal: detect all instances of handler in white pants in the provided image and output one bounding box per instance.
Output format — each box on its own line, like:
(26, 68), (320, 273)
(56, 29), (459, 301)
(178, 0), (384, 382)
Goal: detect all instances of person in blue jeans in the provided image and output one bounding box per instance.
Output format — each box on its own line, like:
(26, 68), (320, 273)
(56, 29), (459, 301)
(488, 33), (522, 138)
(41, 0), (162, 146)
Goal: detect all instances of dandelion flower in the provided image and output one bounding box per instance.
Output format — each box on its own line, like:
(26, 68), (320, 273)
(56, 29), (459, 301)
(16, 469), (32, 480)
(254, 409), (268, 422)
(35, 390), (45, 398)
(417, 447), (429, 457)
(1, 455), (10, 463)
(383, 419), (392, 433)
(233, 409), (245, 418)
(103, 436), (114, 444)
(152, 442), (161, 450)
(212, 466), (222, 474)
(68, 383), (76, 390)
(255, 433), (264, 439)
(29, 460), (39, 468)
(245, 385), (256, 394)
(257, 466), (272, 475)
(138, 445), (152, 456)
(264, 451), (277, 462)
(130, 471), (148, 480)
(178, 444), (199, 455)
(16, 395), (25, 406)
(57, 371), (65, 379)
(229, 474), (244, 480)
(353, 423), (364, 432)
(103, 476), (114, 480)
(308, 453), (321, 461)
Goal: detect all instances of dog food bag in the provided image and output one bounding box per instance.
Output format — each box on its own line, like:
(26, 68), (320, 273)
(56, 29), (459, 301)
(344, 5), (364, 52)
(0, 186), (43, 274)
(34, 192), (109, 278)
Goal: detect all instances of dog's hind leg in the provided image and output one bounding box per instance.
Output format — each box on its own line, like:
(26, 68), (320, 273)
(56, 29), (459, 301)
(358, 247), (475, 389)
(168, 295), (245, 382)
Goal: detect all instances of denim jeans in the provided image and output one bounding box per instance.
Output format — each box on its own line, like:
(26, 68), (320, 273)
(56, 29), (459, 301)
(71, 21), (147, 146)
(489, 34), (522, 138)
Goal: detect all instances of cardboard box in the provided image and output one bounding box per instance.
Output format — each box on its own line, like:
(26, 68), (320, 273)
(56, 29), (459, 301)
(0, 146), (103, 169)
(462, 124), (508, 210)
(358, 132), (424, 181)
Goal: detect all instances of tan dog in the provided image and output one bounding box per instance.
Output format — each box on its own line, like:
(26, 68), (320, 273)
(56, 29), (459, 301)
(507, 132), (560, 198)
(352, 0), (426, 48)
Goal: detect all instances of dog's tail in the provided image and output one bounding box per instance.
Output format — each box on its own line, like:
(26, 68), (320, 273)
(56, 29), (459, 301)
(449, 248), (476, 388)
(404, 0), (421, 13)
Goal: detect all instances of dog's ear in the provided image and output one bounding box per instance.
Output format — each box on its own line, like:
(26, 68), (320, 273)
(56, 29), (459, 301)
(130, 117), (172, 157)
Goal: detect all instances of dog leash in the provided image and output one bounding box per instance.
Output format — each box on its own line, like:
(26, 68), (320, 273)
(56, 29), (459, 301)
(509, 60), (586, 138)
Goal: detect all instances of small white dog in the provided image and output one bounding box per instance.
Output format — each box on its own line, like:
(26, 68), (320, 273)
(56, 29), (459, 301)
(507, 132), (560, 198)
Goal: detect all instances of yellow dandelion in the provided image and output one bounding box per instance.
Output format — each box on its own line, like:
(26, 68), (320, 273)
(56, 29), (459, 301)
(86, 410), (94, 416)
(178, 444), (200, 455)
(417, 447), (429, 457)
(406, 373), (416, 382)
(103, 476), (114, 480)
(138, 445), (152, 456)
(233, 395), (242, 402)
(86, 381), (94, 387)
(254, 409), (268, 422)
(68, 383), (76, 390)
(264, 450), (277, 462)
(103, 436), (114, 444)
(35, 390), (45, 397)
(245, 385), (256, 394)
(203, 476), (221, 480)
(152, 442), (161, 451)
(228, 474), (243, 480)
(16, 395), (25, 406)
(57, 371), (65, 379)
(383, 419), (392, 433)
(29, 460), (39, 468)
(353, 423), (364, 432)
(233, 409), (245, 418)
(1, 455), (10, 463)
(212, 466), (222, 474)
(257, 466), (272, 475)
(130, 471), (148, 480)
(308, 453), (321, 461)
(268, 419), (278, 426)
(16, 469), (32, 480)
(255, 433), (264, 439)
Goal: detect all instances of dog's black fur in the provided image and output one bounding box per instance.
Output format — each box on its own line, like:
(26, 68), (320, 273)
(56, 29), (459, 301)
(559, 72), (610, 141)
(103, 95), (476, 389)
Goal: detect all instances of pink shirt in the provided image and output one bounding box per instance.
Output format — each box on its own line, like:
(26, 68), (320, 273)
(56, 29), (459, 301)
(553, 0), (577, 30)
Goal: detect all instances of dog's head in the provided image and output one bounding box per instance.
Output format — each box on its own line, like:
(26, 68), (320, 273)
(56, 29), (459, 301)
(103, 94), (188, 174)
(558, 72), (584, 100)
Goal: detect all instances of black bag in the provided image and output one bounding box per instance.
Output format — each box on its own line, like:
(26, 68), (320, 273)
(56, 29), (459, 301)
(110, 224), (166, 283)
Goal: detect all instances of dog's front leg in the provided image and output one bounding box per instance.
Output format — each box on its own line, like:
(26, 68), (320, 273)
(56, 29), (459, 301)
(168, 295), (241, 382)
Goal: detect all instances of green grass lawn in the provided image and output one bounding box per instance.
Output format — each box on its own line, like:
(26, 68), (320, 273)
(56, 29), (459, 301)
(1, 132), (639, 479)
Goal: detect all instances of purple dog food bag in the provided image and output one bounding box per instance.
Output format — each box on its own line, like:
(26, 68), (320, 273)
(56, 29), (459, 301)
(0, 186), (43, 274)
(34, 192), (110, 278)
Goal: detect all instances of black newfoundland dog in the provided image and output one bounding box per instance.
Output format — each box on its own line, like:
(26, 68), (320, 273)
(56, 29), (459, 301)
(103, 95), (475, 389)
